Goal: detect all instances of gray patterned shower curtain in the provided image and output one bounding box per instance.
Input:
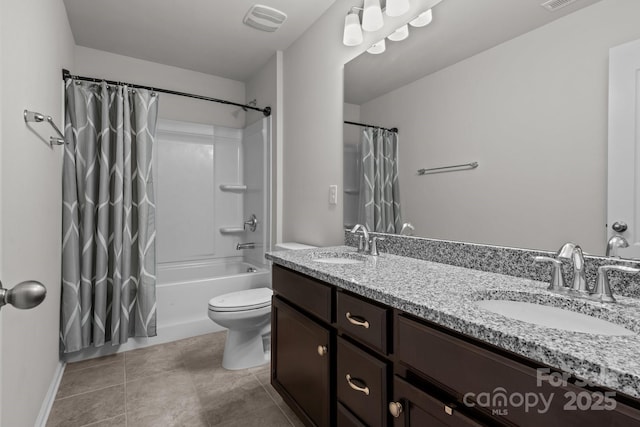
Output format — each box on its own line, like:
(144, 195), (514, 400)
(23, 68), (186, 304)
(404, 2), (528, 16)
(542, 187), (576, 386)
(61, 80), (159, 353)
(357, 127), (402, 233)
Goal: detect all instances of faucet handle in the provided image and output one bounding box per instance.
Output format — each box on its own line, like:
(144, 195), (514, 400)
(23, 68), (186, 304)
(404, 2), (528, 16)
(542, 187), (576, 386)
(593, 265), (640, 303)
(533, 256), (565, 291)
(370, 237), (385, 256)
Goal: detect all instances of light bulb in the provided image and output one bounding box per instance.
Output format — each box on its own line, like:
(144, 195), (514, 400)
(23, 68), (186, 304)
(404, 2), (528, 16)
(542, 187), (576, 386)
(386, 0), (410, 17)
(362, 0), (384, 32)
(409, 9), (433, 28)
(343, 12), (363, 46)
(387, 24), (409, 42)
(367, 39), (386, 55)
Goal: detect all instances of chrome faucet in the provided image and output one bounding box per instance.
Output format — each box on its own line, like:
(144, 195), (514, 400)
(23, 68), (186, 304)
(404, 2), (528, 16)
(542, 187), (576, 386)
(593, 265), (640, 303)
(351, 224), (370, 253)
(606, 235), (629, 257)
(557, 242), (589, 295)
(400, 223), (415, 236)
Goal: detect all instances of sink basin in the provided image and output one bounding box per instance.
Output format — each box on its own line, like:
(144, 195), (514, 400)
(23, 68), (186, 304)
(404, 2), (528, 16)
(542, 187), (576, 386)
(475, 300), (635, 336)
(312, 252), (366, 265)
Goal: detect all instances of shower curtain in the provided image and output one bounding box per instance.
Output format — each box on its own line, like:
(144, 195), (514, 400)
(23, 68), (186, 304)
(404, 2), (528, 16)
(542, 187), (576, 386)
(61, 80), (159, 353)
(357, 127), (402, 233)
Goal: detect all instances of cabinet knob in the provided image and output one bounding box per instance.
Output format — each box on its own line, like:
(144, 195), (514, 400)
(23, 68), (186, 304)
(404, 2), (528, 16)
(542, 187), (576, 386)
(389, 401), (403, 418)
(317, 345), (328, 356)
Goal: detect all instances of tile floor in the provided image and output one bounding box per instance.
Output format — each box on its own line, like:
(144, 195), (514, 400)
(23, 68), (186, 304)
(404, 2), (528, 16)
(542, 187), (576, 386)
(46, 332), (304, 427)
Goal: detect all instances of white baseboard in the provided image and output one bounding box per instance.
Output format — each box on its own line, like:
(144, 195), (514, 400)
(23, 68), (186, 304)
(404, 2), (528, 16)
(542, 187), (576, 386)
(35, 361), (65, 427)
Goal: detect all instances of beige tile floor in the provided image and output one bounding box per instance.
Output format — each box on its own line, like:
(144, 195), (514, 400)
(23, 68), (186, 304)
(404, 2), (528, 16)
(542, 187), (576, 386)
(47, 332), (304, 427)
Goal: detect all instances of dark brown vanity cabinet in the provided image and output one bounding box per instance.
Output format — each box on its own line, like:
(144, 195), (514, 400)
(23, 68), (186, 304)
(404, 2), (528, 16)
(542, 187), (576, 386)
(271, 265), (640, 427)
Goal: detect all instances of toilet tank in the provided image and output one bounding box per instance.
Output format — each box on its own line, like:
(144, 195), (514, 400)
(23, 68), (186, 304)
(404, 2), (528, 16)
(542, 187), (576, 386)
(274, 242), (316, 251)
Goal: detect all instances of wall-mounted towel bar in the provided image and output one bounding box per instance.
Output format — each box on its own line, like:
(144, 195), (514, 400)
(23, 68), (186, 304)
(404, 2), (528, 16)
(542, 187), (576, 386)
(24, 110), (65, 146)
(417, 162), (478, 175)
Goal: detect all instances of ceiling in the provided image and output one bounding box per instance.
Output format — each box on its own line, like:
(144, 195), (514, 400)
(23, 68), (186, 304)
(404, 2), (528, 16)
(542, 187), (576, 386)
(345, 0), (603, 104)
(63, 0), (336, 82)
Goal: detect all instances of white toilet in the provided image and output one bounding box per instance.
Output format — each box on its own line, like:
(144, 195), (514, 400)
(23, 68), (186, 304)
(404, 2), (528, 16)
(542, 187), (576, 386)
(207, 242), (316, 370)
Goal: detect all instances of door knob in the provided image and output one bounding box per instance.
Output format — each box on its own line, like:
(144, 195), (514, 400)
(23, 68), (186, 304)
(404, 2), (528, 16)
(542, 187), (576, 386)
(612, 221), (628, 232)
(0, 280), (46, 311)
(317, 345), (328, 356)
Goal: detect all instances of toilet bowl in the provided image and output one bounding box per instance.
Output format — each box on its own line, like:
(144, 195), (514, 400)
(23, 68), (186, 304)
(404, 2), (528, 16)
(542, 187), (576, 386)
(207, 242), (316, 370)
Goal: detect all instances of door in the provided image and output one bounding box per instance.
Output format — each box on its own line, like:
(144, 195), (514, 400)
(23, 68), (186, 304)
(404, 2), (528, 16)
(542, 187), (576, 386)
(272, 296), (331, 426)
(608, 38), (640, 258)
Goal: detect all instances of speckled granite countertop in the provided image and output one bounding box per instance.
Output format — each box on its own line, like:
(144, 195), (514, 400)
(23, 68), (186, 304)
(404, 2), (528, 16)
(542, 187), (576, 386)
(266, 246), (640, 399)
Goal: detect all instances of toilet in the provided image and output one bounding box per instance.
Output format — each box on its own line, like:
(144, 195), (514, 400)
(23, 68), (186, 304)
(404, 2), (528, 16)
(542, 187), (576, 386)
(207, 242), (316, 370)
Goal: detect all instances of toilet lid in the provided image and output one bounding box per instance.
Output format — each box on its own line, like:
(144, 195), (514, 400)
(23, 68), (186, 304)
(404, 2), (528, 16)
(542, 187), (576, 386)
(208, 287), (273, 312)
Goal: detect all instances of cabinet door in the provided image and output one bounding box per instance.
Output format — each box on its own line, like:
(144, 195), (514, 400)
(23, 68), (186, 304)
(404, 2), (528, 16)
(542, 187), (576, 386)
(272, 296), (331, 427)
(391, 376), (484, 427)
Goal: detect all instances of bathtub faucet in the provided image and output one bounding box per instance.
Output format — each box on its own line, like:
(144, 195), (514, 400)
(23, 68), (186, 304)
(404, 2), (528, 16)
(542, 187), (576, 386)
(236, 242), (255, 250)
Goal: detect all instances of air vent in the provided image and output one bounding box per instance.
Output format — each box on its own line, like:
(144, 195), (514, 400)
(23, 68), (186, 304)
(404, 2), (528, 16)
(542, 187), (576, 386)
(540, 0), (578, 11)
(243, 4), (287, 32)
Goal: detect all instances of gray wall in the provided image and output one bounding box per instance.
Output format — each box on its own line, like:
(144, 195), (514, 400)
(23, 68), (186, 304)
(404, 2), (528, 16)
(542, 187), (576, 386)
(74, 46), (246, 128)
(0, 0), (75, 425)
(359, 0), (640, 254)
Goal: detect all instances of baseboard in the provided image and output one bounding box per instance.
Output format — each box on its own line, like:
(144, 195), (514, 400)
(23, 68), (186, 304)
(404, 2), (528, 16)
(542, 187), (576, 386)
(35, 361), (65, 427)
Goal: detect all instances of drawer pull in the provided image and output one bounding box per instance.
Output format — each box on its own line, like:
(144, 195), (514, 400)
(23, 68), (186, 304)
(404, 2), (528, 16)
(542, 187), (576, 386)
(345, 312), (370, 329)
(389, 401), (403, 418)
(346, 374), (370, 396)
(317, 345), (328, 356)
(444, 405), (453, 416)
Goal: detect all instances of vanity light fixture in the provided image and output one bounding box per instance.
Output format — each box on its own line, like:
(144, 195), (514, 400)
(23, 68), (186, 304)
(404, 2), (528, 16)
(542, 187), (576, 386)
(387, 24), (409, 41)
(367, 39), (386, 54)
(362, 0), (384, 31)
(343, 10), (364, 46)
(409, 8), (433, 27)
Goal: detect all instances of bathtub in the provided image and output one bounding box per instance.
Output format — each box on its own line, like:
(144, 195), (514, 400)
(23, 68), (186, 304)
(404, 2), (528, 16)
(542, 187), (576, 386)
(156, 258), (272, 337)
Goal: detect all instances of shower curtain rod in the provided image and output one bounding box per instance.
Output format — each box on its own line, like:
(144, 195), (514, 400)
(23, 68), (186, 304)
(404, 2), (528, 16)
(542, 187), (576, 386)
(61, 69), (271, 117)
(344, 120), (398, 133)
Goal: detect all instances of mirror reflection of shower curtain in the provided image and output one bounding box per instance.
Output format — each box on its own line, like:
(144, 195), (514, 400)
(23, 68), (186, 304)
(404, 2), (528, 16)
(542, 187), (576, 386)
(357, 128), (402, 233)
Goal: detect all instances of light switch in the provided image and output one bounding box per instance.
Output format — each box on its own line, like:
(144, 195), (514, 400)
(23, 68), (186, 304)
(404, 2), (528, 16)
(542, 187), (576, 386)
(329, 185), (338, 205)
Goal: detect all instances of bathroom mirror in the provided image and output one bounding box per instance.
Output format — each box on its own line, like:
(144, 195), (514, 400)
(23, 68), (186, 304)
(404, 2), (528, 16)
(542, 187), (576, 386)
(343, 0), (640, 257)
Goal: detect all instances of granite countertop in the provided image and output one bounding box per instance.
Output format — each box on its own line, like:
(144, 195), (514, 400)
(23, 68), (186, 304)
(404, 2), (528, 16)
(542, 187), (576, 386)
(266, 246), (640, 399)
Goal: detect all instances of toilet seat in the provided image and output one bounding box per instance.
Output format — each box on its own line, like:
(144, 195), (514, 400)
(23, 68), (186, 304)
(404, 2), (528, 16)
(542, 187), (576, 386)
(208, 287), (273, 312)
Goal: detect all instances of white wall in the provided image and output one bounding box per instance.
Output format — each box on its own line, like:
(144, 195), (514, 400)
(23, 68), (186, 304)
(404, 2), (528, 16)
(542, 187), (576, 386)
(74, 46), (246, 128)
(0, 0), (75, 425)
(282, 0), (439, 246)
(359, 0), (640, 254)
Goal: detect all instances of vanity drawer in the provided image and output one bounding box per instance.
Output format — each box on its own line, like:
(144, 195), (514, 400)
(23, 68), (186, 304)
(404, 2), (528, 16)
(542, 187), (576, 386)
(396, 314), (640, 427)
(391, 376), (483, 427)
(272, 265), (332, 323)
(337, 402), (367, 427)
(336, 291), (389, 354)
(337, 336), (388, 427)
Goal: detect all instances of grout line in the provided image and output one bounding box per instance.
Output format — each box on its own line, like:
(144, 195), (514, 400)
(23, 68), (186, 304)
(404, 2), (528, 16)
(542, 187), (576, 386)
(64, 356), (125, 374)
(54, 382), (125, 402)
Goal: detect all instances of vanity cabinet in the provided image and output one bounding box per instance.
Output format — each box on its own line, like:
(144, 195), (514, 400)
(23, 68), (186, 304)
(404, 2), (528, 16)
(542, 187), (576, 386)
(271, 265), (640, 427)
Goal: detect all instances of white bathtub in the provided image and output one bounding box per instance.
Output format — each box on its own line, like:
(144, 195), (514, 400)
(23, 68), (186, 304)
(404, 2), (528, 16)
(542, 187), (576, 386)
(156, 259), (272, 336)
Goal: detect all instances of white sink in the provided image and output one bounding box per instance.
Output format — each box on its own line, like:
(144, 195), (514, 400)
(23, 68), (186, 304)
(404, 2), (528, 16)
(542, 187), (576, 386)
(475, 300), (635, 336)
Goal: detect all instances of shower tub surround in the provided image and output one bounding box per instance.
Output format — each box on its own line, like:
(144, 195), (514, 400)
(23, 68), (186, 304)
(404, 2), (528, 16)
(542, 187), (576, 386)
(266, 245), (640, 399)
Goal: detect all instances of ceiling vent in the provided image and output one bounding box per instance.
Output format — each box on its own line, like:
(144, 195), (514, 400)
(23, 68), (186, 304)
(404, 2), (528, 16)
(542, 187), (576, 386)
(540, 0), (578, 12)
(243, 5), (287, 32)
